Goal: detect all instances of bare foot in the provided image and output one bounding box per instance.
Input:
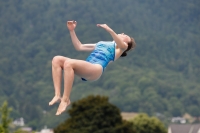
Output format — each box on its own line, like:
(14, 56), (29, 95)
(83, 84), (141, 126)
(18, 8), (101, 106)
(56, 99), (71, 115)
(49, 96), (61, 106)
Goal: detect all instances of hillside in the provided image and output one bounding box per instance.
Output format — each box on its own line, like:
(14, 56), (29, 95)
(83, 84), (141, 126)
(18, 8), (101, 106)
(0, 0), (199, 129)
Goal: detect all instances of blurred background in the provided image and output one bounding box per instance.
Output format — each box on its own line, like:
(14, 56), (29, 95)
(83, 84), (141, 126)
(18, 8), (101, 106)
(0, 0), (199, 131)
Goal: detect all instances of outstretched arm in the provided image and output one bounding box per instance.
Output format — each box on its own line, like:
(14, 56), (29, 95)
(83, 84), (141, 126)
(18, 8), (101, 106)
(97, 24), (128, 50)
(67, 21), (95, 51)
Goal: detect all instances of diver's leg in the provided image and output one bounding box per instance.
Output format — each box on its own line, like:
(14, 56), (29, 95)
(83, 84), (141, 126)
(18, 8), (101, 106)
(49, 56), (68, 106)
(56, 59), (103, 115)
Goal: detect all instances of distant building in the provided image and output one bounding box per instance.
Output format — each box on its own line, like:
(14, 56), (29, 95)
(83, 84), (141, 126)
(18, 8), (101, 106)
(13, 117), (25, 126)
(21, 127), (32, 133)
(171, 117), (186, 124)
(36, 126), (54, 133)
(121, 112), (137, 120)
(168, 124), (200, 133)
(40, 128), (54, 133)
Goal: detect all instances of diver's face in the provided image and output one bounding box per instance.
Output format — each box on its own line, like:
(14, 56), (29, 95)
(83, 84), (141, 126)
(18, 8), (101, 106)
(118, 33), (131, 43)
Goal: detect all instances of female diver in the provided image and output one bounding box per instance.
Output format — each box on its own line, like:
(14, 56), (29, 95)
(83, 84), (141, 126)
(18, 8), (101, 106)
(49, 20), (136, 115)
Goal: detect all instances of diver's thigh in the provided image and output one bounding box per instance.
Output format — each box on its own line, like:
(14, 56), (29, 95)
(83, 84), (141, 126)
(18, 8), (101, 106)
(69, 59), (103, 80)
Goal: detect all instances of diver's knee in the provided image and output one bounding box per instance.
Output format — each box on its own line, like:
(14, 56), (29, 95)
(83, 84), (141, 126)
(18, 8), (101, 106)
(52, 56), (69, 67)
(63, 59), (73, 70)
(52, 56), (61, 65)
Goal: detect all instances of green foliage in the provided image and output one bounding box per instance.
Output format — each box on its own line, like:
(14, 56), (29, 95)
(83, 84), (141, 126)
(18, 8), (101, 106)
(14, 129), (29, 133)
(0, 0), (199, 129)
(130, 113), (167, 133)
(0, 125), (5, 133)
(54, 95), (133, 133)
(0, 101), (12, 133)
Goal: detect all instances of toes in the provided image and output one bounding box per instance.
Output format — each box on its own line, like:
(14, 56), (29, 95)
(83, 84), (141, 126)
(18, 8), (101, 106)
(56, 111), (60, 115)
(49, 97), (61, 106)
(55, 108), (62, 115)
(55, 100), (70, 115)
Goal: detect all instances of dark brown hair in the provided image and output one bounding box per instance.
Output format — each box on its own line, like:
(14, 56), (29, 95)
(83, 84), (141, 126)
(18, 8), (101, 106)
(121, 37), (136, 57)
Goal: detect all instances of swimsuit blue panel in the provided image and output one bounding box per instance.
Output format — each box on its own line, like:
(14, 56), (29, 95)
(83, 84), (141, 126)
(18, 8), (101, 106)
(82, 41), (116, 81)
(86, 41), (116, 69)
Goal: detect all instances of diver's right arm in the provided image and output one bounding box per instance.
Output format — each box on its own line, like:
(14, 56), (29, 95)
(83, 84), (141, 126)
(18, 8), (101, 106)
(67, 21), (95, 51)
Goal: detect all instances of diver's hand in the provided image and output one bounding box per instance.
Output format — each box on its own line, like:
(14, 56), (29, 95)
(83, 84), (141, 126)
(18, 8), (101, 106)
(97, 24), (113, 32)
(67, 20), (77, 31)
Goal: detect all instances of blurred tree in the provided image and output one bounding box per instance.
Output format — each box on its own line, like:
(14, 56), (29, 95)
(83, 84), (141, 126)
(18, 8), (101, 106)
(0, 125), (5, 133)
(168, 97), (184, 117)
(130, 113), (167, 133)
(188, 105), (200, 118)
(0, 101), (12, 133)
(54, 95), (133, 133)
(14, 129), (29, 133)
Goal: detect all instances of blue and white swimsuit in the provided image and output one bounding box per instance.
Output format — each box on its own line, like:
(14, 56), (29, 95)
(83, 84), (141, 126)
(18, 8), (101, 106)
(82, 41), (116, 81)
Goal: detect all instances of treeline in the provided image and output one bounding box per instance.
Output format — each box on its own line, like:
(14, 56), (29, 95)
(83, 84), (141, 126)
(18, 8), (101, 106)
(0, 0), (199, 129)
(54, 95), (167, 133)
(0, 97), (167, 133)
